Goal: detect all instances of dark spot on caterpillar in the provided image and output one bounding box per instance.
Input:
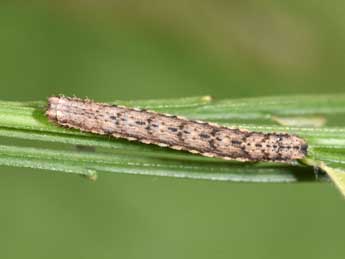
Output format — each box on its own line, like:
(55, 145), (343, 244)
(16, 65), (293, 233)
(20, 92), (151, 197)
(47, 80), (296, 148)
(209, 139), (216, 149)
(179, 123), (185, 130)
(177, 132), (183, 140)
(301, 144), (308, 154)
(168, 127), (178, 132)
(210, 128), (220, 136)
(135, 121), (146, 125)
(199, 133), (210, 139)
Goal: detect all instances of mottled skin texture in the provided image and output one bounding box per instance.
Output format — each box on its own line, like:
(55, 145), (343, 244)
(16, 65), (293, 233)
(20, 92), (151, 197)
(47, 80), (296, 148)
(46, 96), (308, 163)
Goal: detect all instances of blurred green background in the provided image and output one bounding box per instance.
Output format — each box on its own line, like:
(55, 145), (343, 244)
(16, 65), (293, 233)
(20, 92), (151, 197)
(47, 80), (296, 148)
(1, 1), (345, 258)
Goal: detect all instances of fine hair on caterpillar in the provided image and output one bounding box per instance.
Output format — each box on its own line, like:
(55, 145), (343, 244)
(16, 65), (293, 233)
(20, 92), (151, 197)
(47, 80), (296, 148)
(46, 96), (308, 163)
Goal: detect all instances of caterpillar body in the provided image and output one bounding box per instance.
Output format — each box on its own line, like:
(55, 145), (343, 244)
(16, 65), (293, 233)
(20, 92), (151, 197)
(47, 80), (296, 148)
(46, 96), (308, 163)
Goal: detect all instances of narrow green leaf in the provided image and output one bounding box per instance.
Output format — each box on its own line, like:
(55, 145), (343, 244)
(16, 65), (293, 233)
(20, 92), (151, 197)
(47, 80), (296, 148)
(0, 144), (317, 182)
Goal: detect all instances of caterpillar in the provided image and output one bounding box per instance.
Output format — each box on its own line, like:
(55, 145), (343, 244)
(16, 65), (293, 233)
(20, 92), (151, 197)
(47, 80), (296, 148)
(46, 96), (308, 163)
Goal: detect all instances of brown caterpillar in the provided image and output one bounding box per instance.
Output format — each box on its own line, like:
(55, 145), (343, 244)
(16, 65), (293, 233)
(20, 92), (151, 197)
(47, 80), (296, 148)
(46, 96), (308, 163)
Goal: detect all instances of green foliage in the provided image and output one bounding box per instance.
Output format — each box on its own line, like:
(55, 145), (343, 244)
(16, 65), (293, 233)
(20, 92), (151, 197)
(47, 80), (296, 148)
(1, 95), (345, 193)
